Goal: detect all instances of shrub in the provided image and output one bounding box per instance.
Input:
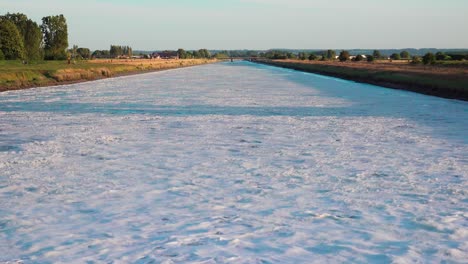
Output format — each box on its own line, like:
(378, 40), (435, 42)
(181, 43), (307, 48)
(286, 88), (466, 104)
(435, 52), (445, 60)
(400, 51), (410, 59)
(446, 53), (467, 61)
(338, 50), (350, 62)
(298, 52), (307, 60)
(326, 49), (336, 60)
(0, 49), (4, 60)
(435, 52), (451, 61)
(308, 54), (317, 60)
(390, 53), (401, 60)
(422, 53), (436, 65)
(367, 55), (375, 62)
(287, 53), (297, 59)
(411, 56), (421, 64)
(273, 54), (287, 60)
(354, 54), (364, 61)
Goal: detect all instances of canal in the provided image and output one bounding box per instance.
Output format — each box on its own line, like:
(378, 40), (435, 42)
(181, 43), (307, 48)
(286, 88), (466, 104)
(0, 61), (467, 262)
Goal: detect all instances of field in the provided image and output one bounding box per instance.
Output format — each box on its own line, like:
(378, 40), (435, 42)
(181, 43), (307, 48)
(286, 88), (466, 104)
(255, 59), (468, 101)
(0, 59), (213, 92)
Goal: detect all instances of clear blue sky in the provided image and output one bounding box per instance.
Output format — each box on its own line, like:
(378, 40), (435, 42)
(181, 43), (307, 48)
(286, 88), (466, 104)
(2, 0), (467, 50)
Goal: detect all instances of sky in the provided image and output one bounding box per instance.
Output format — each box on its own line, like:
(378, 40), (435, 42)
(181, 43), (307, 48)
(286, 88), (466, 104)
(2, 0), (468, 50)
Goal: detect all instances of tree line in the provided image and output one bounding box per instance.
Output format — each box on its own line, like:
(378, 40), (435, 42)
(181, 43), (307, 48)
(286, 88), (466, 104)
(92, 46), (134, 59)
(110, 45), (133, 58)
(91, 48), (212, 59)
(259, 49), (468, 65)
(2, 12), (465, 64)
(176, 48), (210, 59)
(0, 13), (69, 61)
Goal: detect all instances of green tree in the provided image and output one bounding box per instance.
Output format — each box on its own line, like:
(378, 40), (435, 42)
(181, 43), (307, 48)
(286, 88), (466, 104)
(373, 50), (381, 59)
(435, 52), (444, 60)
(308, 54), (317, 60)
(0, 19), (25, 60)
(119, 46), (132, 57)
(411, 56), (421, 64)
(326, 49), (336, 60)
(110, 45), (128, 58)
(338, 50), (350, 62)
(298, 52), (307, 60)
(177, 48), (187, 59)
(390, 53), (401, 60)
(354, 54), (364, 61)
(41, 15), (68, 60)
(435, 52), (450, 60)
(23, 20), (43, 60)
(198, 49), (210, 58)
(422, 53), (435, 65)
(110, 45), (117, 57)
(92, 50), (110, 58)
(197, 49), (205, 58)
(76, 47), (90, 59)
(400, 50), (410, 59)
(2, 13), (43, 60)
(0, 49), (5, 60)
(215, 52), (229, 59)
(273, 53), (287, 59)
(71, 44), (78, 59)
(367, 55), (375, 62)
(287, 52), (297, 59)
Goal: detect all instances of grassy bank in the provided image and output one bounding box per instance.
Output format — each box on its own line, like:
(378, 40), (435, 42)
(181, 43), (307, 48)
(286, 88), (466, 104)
(0, 59), (214, 92)
(254, 59), (468, 101)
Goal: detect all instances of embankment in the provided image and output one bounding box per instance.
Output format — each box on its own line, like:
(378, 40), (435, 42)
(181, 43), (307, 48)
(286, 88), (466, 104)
(254, 59), (468, 101)
(0, 59), (214, 92)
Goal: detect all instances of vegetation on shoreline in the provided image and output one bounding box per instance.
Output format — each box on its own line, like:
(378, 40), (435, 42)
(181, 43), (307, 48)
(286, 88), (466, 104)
(0, 13), (68, 61)
(254, 59), (468, 101)
(0, 11), (218, 92)
(0, 12), (215, 63)
(1, 11), (467, 97)
(0, 59), (213, 92)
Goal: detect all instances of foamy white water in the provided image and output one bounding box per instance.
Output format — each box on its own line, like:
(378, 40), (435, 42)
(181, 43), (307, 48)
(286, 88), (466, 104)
(0, 61), (467, 263)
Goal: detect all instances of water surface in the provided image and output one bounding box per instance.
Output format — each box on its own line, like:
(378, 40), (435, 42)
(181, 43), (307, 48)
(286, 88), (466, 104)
(0, 61), (467, 263)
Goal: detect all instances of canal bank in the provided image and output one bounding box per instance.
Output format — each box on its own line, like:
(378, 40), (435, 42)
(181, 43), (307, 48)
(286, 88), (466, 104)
(252, 59), (468, 101)
(0, 59), (215, 92)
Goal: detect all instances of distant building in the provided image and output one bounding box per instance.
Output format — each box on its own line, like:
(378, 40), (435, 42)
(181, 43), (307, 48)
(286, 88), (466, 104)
(151, 51), (179, 59)
(349, 54), (367, 61)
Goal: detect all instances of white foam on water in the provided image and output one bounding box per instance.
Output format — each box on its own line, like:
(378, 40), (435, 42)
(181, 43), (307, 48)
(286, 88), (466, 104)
(0, 61), (467, 263)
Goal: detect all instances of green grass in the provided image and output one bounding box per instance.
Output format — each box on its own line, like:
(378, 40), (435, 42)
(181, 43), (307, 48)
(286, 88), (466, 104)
(0, 60), (101, 75)
(0, 59), (212, 91)
(435, 60), (468, 67)
(0, 60), (106, 89)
